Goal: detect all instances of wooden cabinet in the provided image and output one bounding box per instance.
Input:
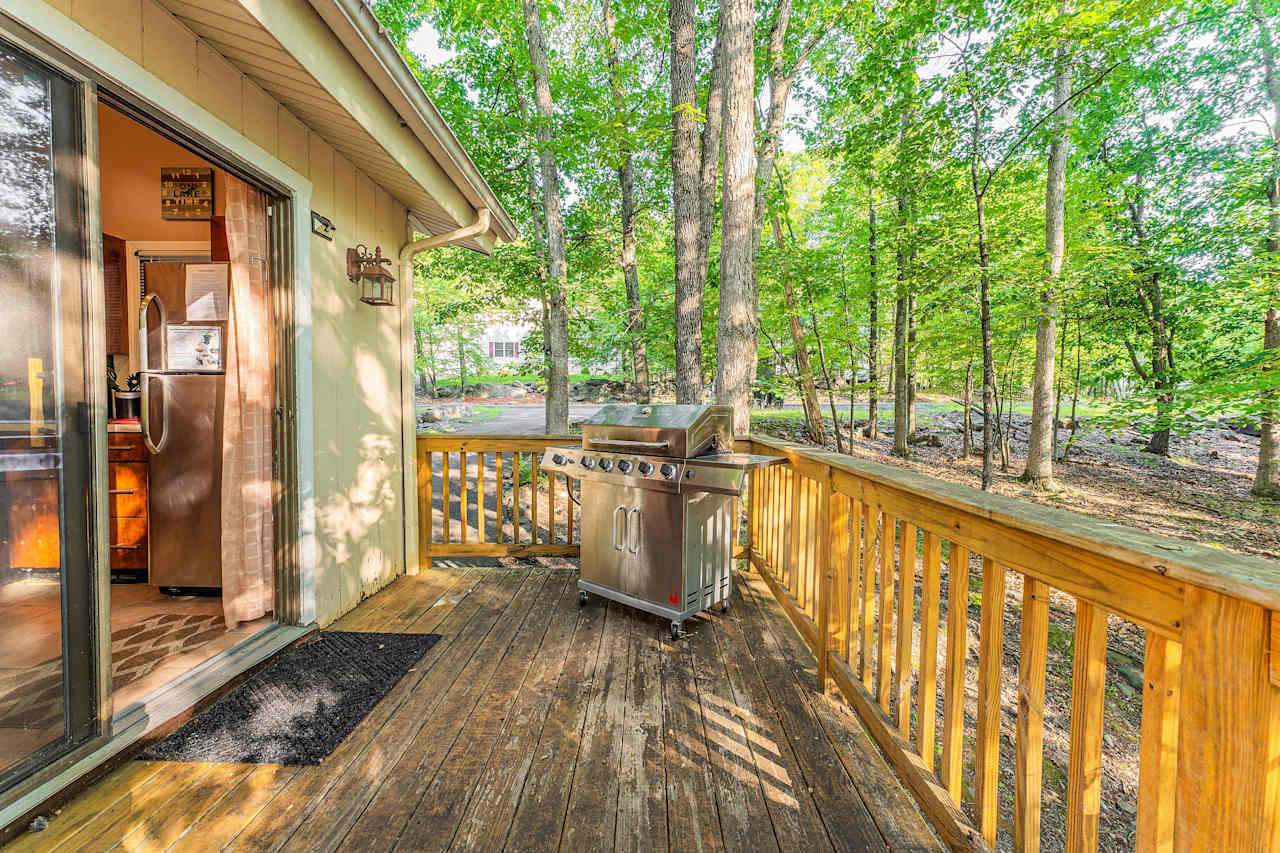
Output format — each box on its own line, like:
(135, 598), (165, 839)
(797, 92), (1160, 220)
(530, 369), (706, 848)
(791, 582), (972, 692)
(108, 433), (148, 575)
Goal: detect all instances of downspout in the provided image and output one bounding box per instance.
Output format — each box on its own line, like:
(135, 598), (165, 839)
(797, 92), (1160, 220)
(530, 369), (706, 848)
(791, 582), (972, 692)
(400, 208), (492, 576)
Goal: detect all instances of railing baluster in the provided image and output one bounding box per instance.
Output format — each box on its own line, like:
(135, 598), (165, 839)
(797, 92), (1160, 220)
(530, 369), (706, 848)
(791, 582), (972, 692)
(442, 451), (452, 543)
(942, 543), (970, 805)
(424, 445), (435, 558)
(896, 521), (917, 737)
(846, 498), (862, 666)
(918, 531), (941, 771)
(1066, 600), (1108, 853)
(861, 502), (878, 690)
(829, 490), (850, 679)
(509, 452), (517, 544)
(549, 465), (558, 544)
(1015, 576), (1050, 853)
(459, 451), (469, 545)
(531, 453), (540, 545)
(495, 451), (505, 543)
(1137, 632), (1180, 853)
(477, 451), (486, 544)
(788, 468), (801, 596)
(878, 513), (896, 714)
(975, 557), (1006, 845)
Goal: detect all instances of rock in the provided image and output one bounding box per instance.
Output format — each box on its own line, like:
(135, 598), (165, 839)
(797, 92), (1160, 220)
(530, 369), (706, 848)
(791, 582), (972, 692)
(472, 381), (518, 398)
(908, 432), (943, 448)
(417, 402), (473, 426)
(435, 385), (458, 399)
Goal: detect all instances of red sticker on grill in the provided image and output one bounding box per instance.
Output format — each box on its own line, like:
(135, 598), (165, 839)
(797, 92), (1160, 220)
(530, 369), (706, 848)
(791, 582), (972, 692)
(669, 591), (679, 605)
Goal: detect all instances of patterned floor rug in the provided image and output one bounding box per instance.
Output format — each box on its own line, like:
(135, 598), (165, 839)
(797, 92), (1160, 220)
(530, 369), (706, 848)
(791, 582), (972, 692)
(0, 611), (225, 731)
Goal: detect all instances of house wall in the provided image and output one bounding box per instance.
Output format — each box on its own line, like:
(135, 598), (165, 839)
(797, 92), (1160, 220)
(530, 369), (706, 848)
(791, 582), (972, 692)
(34, 0), (416, 624)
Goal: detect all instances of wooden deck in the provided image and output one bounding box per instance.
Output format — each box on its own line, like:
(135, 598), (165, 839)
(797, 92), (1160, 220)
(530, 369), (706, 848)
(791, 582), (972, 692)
(9, 562), (940, 852)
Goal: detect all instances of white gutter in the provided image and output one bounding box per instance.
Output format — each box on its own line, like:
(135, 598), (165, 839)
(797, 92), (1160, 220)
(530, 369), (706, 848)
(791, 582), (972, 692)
(399, 208), (493, 271)
(398, 207), (491, 577)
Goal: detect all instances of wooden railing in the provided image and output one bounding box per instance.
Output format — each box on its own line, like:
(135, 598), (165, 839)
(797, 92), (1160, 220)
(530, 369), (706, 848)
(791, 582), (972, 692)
(739, 434), (1280, 853)
(414, 431), (1280, 851)
(416, 434), (580, 568)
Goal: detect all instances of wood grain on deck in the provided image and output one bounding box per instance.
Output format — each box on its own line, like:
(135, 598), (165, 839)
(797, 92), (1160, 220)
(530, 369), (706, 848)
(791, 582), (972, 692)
(8, 563), (940, 852)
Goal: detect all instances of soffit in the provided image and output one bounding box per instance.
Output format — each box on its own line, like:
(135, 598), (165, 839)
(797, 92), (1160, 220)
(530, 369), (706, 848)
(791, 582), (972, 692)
(154, 0), (491, 253)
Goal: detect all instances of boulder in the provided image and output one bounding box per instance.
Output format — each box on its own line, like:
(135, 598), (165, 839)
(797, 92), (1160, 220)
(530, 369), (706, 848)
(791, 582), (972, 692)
(435, 385), (458, 399)
(417, 402), (473, 426)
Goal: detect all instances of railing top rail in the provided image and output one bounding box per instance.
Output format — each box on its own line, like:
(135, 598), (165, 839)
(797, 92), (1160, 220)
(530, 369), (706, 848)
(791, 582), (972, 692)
(744, 433), (1280, 613)
(418, 433), (578, 443)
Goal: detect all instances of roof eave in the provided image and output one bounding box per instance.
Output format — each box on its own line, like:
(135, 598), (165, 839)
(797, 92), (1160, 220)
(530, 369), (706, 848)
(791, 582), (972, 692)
(307, 0), (519, 245)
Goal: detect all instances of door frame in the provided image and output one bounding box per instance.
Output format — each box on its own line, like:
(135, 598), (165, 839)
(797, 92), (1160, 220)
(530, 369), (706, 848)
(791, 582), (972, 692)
(0, 3), (319, 822)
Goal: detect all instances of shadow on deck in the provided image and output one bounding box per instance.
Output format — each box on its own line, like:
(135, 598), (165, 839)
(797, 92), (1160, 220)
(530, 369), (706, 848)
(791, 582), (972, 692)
(11, 562), (941, 852)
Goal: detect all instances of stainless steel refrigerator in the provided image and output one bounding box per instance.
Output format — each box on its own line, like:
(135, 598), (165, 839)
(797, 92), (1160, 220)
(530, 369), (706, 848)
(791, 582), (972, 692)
(139, 261), (226, 588)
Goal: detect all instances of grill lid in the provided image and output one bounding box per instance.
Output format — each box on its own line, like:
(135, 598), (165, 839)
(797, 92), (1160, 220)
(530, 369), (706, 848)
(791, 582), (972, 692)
(581, 404), (732, 459)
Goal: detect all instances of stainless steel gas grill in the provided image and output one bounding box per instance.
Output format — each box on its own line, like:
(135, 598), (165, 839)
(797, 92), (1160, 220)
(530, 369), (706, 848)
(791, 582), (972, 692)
(540, 404), (782, 638)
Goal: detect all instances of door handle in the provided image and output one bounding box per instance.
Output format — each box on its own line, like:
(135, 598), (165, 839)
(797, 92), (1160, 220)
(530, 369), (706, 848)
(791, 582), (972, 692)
(139, 373), (168, 454)
(612, 505), (627, 551)
(107, 489), (136, 495)
(628, 507), (641, 554)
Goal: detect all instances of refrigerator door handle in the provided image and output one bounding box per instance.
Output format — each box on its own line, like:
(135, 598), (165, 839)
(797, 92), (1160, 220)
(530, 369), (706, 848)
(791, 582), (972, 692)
(138, 294), (169, 454)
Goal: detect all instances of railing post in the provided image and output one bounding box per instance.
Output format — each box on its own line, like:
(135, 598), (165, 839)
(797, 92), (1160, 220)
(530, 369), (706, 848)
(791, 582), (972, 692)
(1173, 587), (1280, 852)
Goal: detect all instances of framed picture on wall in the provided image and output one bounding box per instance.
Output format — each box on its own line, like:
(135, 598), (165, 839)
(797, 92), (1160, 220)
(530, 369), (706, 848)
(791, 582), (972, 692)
(160, 167), (214, 220)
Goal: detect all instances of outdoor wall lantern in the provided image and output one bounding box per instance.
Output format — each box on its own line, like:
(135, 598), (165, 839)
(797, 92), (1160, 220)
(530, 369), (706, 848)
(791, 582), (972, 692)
(346, 243), (396, 306)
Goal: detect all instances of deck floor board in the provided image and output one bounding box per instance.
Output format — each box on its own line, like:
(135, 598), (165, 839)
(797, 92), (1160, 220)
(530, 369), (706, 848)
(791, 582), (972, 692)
(13, 563), (942, 852)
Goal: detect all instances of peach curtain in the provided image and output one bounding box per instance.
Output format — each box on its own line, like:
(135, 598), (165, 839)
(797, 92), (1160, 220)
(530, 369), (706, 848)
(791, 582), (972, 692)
(221, 176), (274, 627)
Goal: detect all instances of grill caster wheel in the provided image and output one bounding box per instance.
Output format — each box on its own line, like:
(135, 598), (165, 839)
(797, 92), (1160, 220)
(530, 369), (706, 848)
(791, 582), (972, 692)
(578, 590), (589, 607)
(670, 621), (683, 640)
(719, 600), (730, 613)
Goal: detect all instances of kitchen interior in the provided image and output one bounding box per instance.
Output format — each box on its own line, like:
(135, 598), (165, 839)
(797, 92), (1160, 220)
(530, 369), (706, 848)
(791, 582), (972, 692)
(0, 103), (276, 773)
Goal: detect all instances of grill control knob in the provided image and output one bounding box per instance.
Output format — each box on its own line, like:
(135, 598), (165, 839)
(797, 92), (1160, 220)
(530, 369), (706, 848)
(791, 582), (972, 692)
(617, 460), (633, 473)
(599, 458), (614, 472)
(581, 457), (596, 470)
(551, 453), (565, 465)
(660, 463), (676, 480)
(637, 461), (653, 476)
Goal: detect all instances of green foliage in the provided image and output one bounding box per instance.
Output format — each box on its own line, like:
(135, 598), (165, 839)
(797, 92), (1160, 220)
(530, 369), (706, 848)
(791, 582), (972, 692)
(375, 0), (1279, 454)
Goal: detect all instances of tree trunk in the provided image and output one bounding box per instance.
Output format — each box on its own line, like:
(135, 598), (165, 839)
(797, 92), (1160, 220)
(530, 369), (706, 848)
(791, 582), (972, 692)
(715, 0), (756, 434)
(893, 292), (909, 456)
(1254, 6), (1280, 497)
(865, 194), (879, 439)
(963, 358), (973, 458)
(671, 0), (703, 404)
(971, 156), (996, 490)
(601, 0), (649, 403)
(521, 0), (569, 434)
(1023, 29), (1074, 487)
(811, 308), (844, 453)
(907, 294), (917, 435)
(771, 210), (826, 444)
(892, 195), (909, 457)
(695, 20), (725, 294)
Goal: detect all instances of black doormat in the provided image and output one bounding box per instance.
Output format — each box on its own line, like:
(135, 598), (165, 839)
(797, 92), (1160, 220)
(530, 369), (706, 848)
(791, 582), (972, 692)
(139, 631), (441, 765)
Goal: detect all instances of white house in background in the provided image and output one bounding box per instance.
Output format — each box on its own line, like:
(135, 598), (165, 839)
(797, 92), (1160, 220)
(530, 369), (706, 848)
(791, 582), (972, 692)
(477, 314), (532, 365)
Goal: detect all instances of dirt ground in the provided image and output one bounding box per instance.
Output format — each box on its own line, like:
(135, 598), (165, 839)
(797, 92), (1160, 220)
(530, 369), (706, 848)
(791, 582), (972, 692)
(753, 403), (1278, 851)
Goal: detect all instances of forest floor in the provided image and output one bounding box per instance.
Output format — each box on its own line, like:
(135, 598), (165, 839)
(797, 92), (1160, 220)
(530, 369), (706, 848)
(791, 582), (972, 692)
(751, 397), (1278, 852)
(750, 396), (1279, 560)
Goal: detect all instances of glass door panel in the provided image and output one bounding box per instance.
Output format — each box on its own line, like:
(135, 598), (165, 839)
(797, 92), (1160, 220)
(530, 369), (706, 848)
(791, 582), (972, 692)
(0, 40), (95, 788)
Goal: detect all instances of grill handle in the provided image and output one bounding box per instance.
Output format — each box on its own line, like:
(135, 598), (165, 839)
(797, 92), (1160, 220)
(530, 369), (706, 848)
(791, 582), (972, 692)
(586, 438), (670, 451)
(612, 505), (627, 551)
(628, 508), (641, 554)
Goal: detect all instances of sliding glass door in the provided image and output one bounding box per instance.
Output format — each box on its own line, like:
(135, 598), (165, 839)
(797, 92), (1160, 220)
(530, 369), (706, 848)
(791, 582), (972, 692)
(0, 39), (97, 789)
